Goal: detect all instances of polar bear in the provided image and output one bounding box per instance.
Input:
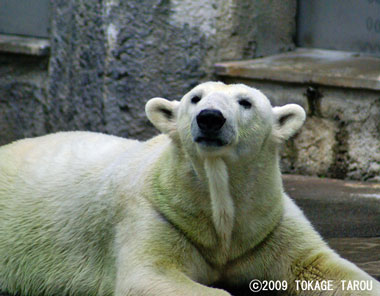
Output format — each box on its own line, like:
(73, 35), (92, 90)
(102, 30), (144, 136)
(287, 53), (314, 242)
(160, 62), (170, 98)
(0, 81), (379, 296)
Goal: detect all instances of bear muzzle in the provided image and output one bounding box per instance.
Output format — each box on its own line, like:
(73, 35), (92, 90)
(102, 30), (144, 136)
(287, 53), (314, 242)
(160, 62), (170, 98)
(192, 109), (230, 147)
(196, 109), (226, 133)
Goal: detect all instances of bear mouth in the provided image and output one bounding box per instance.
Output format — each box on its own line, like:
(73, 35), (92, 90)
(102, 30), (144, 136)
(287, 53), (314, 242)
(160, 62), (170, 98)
(195, 136), (227, 147)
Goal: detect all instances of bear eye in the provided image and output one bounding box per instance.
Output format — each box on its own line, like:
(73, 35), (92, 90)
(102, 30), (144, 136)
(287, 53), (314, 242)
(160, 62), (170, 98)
(191, 95), (201, 104)
(238, 99), (252, 109)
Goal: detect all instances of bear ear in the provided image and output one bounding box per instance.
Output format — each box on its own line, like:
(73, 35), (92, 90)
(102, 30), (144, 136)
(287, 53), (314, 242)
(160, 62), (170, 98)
(145, 98), (179, 135)
(272, 104), (306, 142)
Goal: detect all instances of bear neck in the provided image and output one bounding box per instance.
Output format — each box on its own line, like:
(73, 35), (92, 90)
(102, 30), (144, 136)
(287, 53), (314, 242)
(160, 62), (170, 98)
(151, 140), (284, 265)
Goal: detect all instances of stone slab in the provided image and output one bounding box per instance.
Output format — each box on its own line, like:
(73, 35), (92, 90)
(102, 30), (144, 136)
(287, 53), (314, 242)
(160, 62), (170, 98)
(0, 34), (49, 56)
(215, 48), (380, 90)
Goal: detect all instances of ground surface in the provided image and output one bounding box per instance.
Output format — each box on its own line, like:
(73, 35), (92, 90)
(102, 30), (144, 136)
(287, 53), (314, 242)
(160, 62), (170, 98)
(283, 174), (380, 281)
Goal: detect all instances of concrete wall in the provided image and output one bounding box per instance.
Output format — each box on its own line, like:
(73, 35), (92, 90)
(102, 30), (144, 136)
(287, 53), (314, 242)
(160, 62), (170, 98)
(0, 0), (296, 145)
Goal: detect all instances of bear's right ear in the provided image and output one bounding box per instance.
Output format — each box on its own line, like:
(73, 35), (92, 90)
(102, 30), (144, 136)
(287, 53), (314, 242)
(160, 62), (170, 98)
(145, 98), (179, 135)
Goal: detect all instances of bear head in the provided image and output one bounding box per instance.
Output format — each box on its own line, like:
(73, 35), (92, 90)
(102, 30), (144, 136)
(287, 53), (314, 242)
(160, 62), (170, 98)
(146, 81), (305, 160)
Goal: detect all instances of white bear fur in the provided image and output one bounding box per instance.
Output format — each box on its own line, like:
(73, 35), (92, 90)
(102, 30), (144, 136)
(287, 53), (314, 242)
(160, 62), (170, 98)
(0, 81), (379, 296)
(204, 157), (234, 252)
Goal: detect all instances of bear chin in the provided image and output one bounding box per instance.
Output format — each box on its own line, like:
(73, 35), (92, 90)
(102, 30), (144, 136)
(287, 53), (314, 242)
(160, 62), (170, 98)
(194, 136), (227, 147)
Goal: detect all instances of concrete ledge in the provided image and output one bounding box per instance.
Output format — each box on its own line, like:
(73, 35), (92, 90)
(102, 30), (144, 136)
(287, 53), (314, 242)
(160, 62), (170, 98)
(0, 34), (50, 56)
(215, 48), (380, 91)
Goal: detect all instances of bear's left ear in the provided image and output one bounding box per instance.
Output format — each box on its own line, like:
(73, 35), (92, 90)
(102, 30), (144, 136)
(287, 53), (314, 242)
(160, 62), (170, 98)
(272, 104), (306, 142)
(145, 98), (179, 135)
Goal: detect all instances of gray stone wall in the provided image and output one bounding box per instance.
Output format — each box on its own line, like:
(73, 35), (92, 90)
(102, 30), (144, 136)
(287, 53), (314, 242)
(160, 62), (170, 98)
(0, 0), (296, 145)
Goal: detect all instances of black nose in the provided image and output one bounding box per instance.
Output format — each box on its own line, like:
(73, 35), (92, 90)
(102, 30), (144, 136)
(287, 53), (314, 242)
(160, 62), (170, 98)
(196, 109), (226, 133)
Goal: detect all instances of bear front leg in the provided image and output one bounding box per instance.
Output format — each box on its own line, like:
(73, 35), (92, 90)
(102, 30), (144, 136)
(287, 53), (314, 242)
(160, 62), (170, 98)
(115, 266), (230, 296)
(266, 198), (380, 295)
(286, 249), (380, 296)
(113, 213), (231, 296)
(225, 197), (380, 295)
